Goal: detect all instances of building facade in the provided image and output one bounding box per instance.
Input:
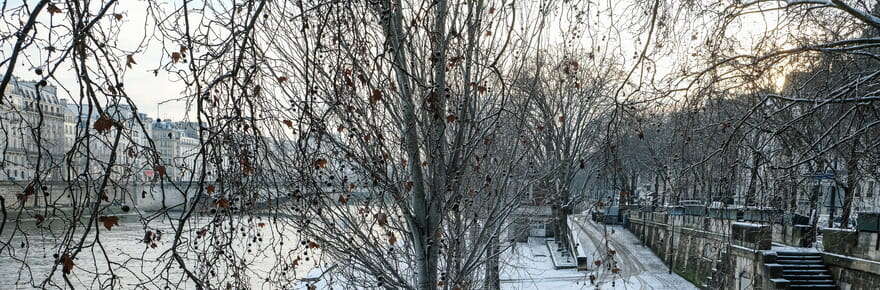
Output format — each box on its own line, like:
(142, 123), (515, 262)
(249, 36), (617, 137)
(1, 75), (206, 209)
(0, 77), (67, 182)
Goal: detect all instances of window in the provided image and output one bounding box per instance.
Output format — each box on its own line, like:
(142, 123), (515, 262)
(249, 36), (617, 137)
(869, 181), (875, 198)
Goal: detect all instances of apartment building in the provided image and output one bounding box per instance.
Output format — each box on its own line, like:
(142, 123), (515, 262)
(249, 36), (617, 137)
(0, 77), (67, 182)
(2, 76), (206, 185)
(151, 120), (201, 181)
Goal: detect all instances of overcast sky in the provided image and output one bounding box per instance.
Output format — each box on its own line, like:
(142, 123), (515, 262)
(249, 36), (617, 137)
(2, 0), (785, 121)
(2, 0), (186, 120)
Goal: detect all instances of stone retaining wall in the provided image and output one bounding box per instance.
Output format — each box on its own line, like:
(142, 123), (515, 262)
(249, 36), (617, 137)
(822, 228), (880, 289)
(627, 211), (733, 288)
(0, 181), (191, 210)
(627, 209), (880, 289)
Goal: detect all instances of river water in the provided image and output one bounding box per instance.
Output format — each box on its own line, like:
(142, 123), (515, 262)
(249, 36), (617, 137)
(0, 213), (322, 289)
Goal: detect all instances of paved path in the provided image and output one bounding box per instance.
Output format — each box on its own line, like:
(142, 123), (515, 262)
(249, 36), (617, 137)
(570, 214), (698, 290)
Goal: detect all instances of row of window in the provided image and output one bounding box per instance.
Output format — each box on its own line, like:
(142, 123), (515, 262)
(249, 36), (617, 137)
(864, 181), (876, 198)
(3, 169), (33, 180)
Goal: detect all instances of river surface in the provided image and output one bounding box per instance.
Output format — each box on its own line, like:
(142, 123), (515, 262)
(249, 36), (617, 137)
(0, 213), (321, 289)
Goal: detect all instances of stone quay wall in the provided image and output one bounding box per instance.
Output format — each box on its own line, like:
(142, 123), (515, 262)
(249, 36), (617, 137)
(626, 208), (880, 289)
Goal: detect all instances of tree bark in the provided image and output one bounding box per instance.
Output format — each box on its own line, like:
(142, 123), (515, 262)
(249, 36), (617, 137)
(745, 149), (760, 206)
(483, 235), (501, 290)
(840, 152), (860, 228)
(374, 0), (439, 287)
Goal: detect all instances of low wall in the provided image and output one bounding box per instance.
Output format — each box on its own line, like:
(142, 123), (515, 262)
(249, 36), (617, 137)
(628, 211), (734, 288)
(824, 252), (880, 290)
(729, 245), (770, 290)
(823, 228), (880, 260)
(627, 209), (880, 289)
(772, 223), (812, 247)
(822, 228), (880, 289)
(0, 181), (72, 208)
(0, 181), (193, 211)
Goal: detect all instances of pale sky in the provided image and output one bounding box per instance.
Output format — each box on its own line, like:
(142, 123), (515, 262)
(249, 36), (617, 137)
(2, 0), (186, 120)
(2, 0), (789, 121)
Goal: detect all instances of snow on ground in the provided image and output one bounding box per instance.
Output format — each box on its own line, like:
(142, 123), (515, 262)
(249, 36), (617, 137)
(500, 232), (698, 290)
(296, 217), (698, 290)
(499, 240), (589, 289)
(771, 244), (820, 253)
(566, 215), (699, 290)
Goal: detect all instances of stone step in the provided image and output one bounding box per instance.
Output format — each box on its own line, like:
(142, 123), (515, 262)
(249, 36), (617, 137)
(787, 280), (835, 285)
(777, 257), (823, 262)
(778, 264), (826, 269)
(784, 274), (833, 280)
(777, 256), (822, 261)
(782, 269), (830, 275)
(776, 259), (824, 265)
(777, 256), (824, 261)
(767, 250), (836, 289)
(787, 284), (837, 290)
(777, 252), (822, 258)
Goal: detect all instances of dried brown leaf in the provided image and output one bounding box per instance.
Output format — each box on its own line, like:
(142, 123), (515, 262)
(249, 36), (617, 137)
(47, 4), (62, 14)
(98, 216), (119, 230)
(375, 213), (388, 226)
(370, 89), (382, 104)
(126, 55), (136, 68)
(215, 198), (230, 208)
(61, 253), (74, 274)
(388, 233), (397, 245)
(93, 115), (113, 133)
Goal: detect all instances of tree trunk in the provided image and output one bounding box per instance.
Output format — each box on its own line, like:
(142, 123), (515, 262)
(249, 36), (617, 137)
(806, 182), (821, 246)
(745, 150), (760, 206)
(840, 155), (860, 228)
(483, 235), (501, 290)
(653, 173), (660, 206)
(374, 0), (440, 287)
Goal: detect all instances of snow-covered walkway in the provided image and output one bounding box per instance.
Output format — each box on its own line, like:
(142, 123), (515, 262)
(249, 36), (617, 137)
(299, 215), (698, 289)
(564, 214), (699, 290)
(499, 215), (697, 289)
(499, 239), (589, 289)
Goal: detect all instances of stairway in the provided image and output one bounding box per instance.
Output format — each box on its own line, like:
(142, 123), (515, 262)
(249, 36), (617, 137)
(765, 251), (837, 289)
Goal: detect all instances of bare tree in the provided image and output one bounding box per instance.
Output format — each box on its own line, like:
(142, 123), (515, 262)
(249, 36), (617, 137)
(1, 0), (584, 289)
